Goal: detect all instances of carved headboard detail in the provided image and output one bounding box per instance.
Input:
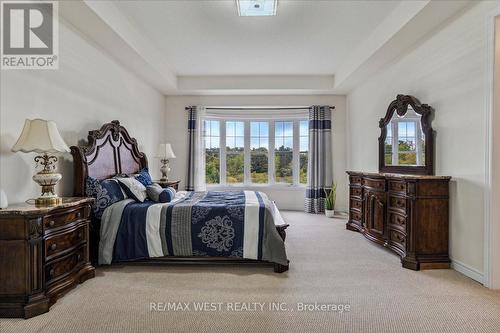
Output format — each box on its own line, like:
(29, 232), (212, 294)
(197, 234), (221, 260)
(70, 120), (148, 196)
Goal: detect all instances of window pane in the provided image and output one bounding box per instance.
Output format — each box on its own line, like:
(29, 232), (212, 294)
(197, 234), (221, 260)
(205, 149), (220, 184)
(275, 152), (293, 184)
(407, 122), (415, 136)
(300, 152), (308, 184)
(226, 121), (235, 136)
(235, 122), (244, 136)
(398, 122), (407, 137)
(283, 122), (293, 136)
(251, 122), (259, 136)
(275, 137), (284, 149)
(300, 120), (308, 136)
(275, 122), (284, 136)
(211, 137), (219, 149)
(260, 137), (269, 149)
(300, 137), (308, 152)
(211, 121), (220, 137)
(284, 137), (293, 149)
(235, 137), (244, 148)
(251, 137), (259, 149)
(251, 153), (268, 184)
(260, 122), (269, 136)
(226, 153), (244, 183)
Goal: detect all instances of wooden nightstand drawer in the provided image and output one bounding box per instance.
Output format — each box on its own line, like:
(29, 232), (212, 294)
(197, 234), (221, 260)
(45, 245), (86, 285)
(45, 224), (87, 261)
(44, 206), (89, 232)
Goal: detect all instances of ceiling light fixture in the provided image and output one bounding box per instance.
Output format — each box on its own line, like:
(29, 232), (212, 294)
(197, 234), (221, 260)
(237, 0), (277, 17)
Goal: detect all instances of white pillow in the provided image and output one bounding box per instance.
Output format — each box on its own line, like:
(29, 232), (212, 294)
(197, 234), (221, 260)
(116, 177), (147, 202)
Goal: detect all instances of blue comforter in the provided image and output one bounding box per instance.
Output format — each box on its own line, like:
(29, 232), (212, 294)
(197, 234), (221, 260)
(99, 191), (288, 266)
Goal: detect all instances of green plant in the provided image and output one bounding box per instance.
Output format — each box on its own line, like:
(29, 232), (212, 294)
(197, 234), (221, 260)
(324, 183), (337, 210)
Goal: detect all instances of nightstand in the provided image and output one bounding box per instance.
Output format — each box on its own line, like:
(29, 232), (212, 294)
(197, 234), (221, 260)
(0, 197), (95, 318)
(155, 180), (180, 190)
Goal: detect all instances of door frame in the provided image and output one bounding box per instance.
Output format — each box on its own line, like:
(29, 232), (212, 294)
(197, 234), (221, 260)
(484, 5), (500, 289)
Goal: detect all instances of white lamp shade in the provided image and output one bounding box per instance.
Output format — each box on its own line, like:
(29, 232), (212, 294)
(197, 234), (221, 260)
(11, 119), (70, 154)
(156, 143), (176, 159)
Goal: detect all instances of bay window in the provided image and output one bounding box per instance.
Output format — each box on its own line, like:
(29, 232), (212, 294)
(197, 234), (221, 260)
(203, 118), (308, 187)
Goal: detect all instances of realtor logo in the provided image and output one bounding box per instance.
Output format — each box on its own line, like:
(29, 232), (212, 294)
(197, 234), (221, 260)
(1, 1), (58, 69)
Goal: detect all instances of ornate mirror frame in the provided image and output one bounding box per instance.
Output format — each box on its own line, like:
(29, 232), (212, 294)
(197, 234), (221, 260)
(378, 94), (434, 175)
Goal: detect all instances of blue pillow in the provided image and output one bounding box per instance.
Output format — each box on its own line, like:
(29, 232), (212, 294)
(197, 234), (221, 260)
(146, 184), (176, 203)
(133, 168), (153, 186)
(85, 177), (126, 219)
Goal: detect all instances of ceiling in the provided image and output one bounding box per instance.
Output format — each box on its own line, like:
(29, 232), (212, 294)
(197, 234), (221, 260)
(114, 0), (400, 76)
(61, 0), (473, 95)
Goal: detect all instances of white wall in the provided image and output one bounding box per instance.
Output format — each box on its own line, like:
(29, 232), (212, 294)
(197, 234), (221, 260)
(346, 1), (500, 279)
(164, 95), (347, 211)
(0, 20), (166, 204)
(490, 15), (500, 289)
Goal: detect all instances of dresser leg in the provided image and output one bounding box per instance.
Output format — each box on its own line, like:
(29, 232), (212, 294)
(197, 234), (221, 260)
(402, 256), (419, 270)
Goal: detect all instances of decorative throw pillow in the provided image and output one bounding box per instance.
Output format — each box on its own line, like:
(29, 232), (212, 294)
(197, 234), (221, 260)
(85, 177), (127, 219)
(132, 168), (153, 187)
(146, 184), (176, 203)
(116, 177), (148, 202)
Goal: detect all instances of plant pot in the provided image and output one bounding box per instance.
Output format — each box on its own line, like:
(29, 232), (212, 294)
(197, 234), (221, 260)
(325, 209), (335, 218)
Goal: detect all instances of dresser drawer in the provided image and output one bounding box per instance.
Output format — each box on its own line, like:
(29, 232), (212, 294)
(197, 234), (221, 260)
(388, 195), (407, 212)
(389, 212), (406, 230)
(388, 180), (407, 194)
(350, 198), (362, 211)
(44, 206), (88, 232)
(389, 229), (406, 251)
(350, 186), (362, 198)
(349, 209), (362, 223)
(362, 178), (385, 190)
(45, 245), (86, 285)
(45, 224), (87, 260)
(349, 175), (362, 185)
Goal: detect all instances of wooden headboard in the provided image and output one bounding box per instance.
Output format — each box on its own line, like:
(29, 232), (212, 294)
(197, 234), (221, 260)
(70, 120), (148, 196)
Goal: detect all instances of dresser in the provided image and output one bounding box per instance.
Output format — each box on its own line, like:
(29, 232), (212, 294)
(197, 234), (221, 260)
(0, 198), (95, 318)
(347, 171), (451, 270)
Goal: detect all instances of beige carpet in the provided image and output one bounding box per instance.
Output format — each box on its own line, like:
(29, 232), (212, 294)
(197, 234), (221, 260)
(2, 211), (500, 333)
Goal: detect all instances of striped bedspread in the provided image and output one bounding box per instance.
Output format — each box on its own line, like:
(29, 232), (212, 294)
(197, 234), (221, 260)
(99, 191), (288, 266)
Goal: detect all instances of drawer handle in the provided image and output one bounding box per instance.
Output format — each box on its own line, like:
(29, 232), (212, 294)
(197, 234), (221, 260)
(50, 243), (57, 251)
(77, 254), (82, 261)
(76, 212), (81, 219)
(77, 232), (83, 239)
(49, 269), (55, 277)
(49, 220), (55, 227)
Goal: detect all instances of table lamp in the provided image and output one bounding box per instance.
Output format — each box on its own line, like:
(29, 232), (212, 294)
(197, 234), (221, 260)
(11, 119), (70, 206)
(155, 143), (176, 182)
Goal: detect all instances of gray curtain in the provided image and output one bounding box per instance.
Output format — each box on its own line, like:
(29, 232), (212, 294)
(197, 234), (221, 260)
(305, 105), (333, 213)
(186, 106), (197, 191)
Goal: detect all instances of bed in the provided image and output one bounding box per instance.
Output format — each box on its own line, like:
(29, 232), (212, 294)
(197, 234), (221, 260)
(70, 120), (289, 273)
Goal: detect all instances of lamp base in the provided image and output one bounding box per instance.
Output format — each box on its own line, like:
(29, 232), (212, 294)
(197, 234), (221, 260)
(35, 196), (63, 207)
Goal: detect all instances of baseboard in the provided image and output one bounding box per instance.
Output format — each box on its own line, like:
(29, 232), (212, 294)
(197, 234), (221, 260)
(451, 259), (484, 284)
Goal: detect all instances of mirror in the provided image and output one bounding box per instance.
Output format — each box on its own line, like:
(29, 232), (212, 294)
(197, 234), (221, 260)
(384, 106), (425, 166)
(379, 95), (434, 175)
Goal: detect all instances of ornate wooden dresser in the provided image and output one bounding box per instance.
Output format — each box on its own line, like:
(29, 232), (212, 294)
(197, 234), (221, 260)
(0, 198), (95, 318)
(347, 171), (451, 270)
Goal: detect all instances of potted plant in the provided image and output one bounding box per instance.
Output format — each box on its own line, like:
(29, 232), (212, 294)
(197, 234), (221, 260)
(324, 183), (337, 218)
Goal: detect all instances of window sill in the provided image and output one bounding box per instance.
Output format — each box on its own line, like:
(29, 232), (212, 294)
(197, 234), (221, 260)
(206, 184), (306, 191)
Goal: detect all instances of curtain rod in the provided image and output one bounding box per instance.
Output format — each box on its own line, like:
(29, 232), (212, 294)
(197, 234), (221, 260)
(185, 106), (335, 111)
